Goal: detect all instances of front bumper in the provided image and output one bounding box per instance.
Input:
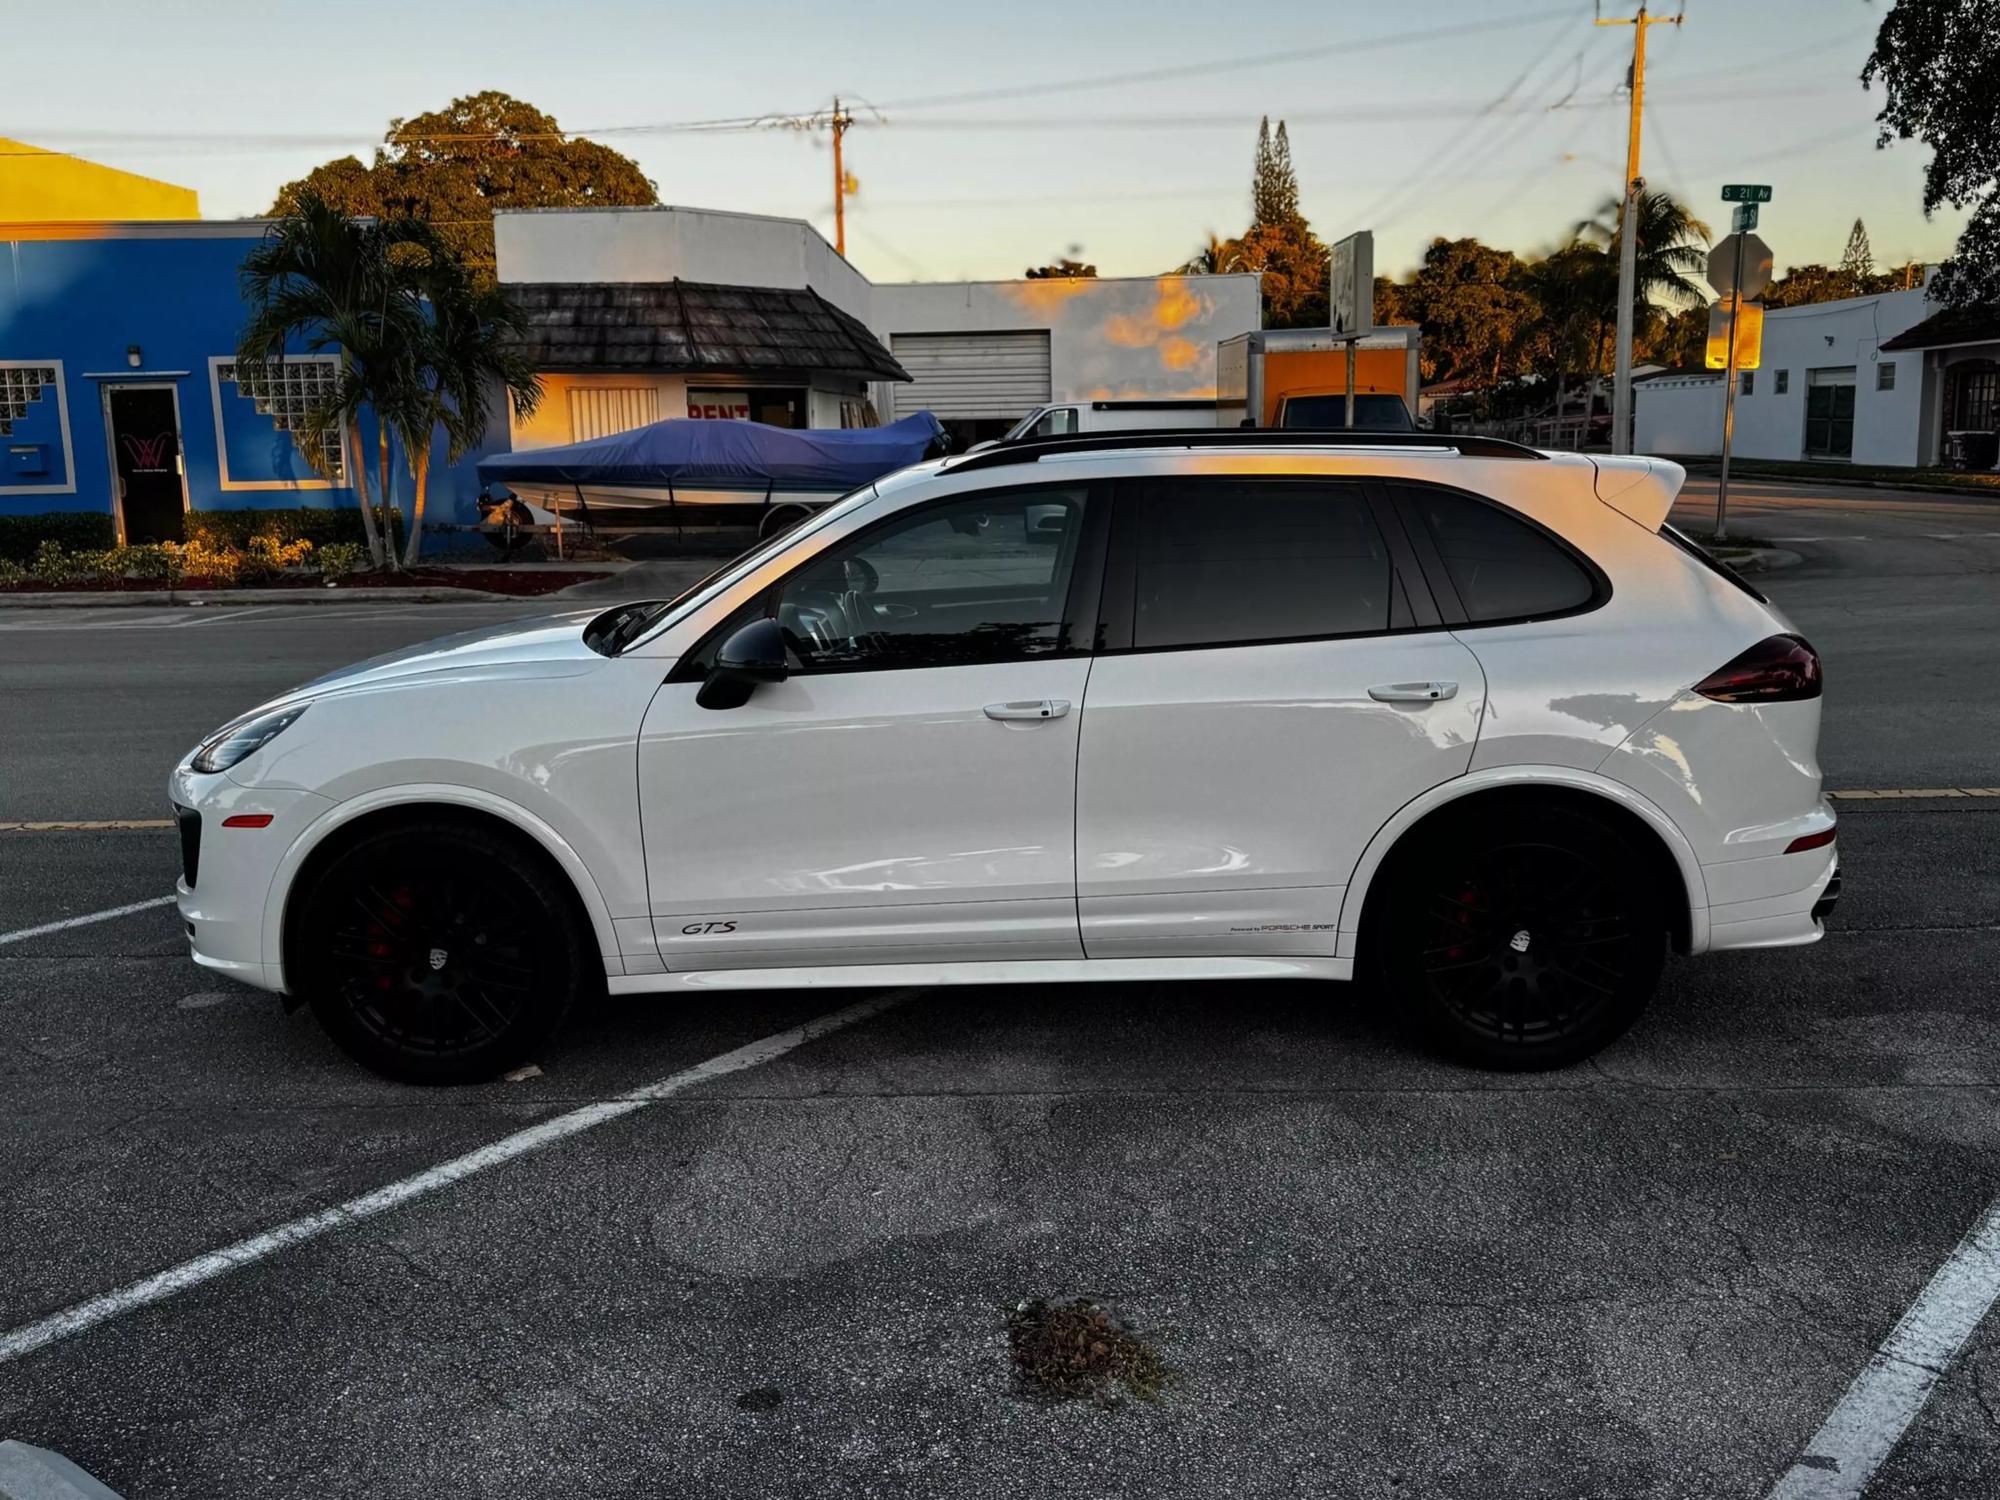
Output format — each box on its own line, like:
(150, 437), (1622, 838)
(169, 766), (334, 994)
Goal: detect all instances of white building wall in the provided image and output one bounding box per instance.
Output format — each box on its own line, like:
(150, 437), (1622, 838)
(495, 207), (874, 324)
(1639, 288), (1934, 465)
(870, 276), (1262, 410)
(1634, 374), (1724, 456)
(494, 207), (1262, 430)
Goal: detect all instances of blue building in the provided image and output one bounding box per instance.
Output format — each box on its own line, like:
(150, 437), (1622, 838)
(0, 221), (493, 544)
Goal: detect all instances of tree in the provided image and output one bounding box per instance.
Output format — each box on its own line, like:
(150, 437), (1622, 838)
(1397, 237), (1535, 385)
(1253, 118), (1301, 229)
(1841, 217), (1876, 287)
(1024, 258), (1097, 278)
(1176, 233), (1247, 275)
(1519, 241), (1618, 418)
(1864, 0), (2000, 306)
(1652, 305), (1709, 370)
(271, 92), (658, 283)
(1582, 189), (1713, 330)
(237, 193), (427, 568)
(383, 249), (544, 565)
(1237, 218), (1330, 328)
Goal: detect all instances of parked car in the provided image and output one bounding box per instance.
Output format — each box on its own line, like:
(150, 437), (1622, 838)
(171, 431), (1836, 1083)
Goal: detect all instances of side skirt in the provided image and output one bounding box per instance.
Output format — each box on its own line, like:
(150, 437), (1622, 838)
(605, 954), (1352, 995)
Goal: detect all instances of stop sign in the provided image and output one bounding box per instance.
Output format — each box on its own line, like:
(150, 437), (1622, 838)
(1708, 233), (1774, 300)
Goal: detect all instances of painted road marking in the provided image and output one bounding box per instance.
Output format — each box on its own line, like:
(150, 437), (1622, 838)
(1830, 788), (2000, 801)
(0, 819), (175, 832)
(0, 894), (177, 948)
(1766, 1194), (2000, 1499)
(0, 988), (917, 1366)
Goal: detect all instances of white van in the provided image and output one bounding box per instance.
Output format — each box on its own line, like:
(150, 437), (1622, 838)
(995, 398), (1223, 444)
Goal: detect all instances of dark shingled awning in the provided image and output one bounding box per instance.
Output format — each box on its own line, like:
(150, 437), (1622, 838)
(1880, 305), (2000, 352)
(507, 280), (910, 381)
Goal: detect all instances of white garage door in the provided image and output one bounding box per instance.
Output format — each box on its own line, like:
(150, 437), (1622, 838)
(890, 331), (1052, 420)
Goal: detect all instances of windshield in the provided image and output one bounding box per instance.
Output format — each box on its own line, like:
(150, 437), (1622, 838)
(594, 483), (881, 655)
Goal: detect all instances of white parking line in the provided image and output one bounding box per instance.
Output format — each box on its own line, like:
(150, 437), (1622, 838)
(1766, 1194), (2000, 1499)
(0, 895), (177, 947)
(0, 988), (916, 1366)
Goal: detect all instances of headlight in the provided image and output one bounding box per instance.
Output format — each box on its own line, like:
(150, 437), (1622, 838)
(191, 704), (308, 774)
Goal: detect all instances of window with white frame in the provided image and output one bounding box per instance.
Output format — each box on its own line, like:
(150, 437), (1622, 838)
(0, 365), (57, 437)
(216, 357), (345, 481)
(1877, 361), (1897, 392)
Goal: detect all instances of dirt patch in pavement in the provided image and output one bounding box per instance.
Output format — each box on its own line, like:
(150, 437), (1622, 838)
(1007, 1297), (1174, 1405)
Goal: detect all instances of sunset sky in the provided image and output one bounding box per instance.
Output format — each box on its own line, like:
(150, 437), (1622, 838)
(5, 0), (1967, 283)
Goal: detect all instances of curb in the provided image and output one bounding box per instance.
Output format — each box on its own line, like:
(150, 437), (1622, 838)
(0, 586), (531, 608)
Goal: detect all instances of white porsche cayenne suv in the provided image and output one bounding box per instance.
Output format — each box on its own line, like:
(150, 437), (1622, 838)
(170, 432), (1837, 1083)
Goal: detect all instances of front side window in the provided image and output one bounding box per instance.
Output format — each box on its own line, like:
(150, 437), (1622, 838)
(1401, 485), (1599, 624)
(1128, 480), (1394, 650)
(771, 486), (1090, 671)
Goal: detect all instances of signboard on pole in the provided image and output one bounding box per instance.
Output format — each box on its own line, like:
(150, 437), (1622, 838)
(1720, 184), (1772, 203)
(1329, 231), (1374, 338)
(1707, 232), (1773, 301)
(1705, 297), (1763, 370)
(1732, 202), (1759, 233)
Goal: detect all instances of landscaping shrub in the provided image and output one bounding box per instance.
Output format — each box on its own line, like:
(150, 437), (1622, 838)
(184, 506), (403, 552)
(240, 533), (315, 581)
(166, 540), (244, 585)
(0, 514), (116, 564)
(314, 541), (366, 580)
(0, 557), (24, 587)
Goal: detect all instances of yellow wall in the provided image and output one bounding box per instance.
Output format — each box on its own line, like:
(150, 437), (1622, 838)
(0, 139), (198, 221)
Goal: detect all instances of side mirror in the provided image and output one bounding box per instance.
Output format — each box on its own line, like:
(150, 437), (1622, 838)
(697, 617), (790, 710)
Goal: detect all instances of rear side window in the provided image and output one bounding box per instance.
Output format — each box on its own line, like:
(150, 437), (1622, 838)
(1129, 479), (1393, 649)
(1402, 486), (1598, 623)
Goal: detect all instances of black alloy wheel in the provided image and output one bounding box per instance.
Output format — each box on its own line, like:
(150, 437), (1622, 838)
(1386, 803), (1665, 1070)
(295, 821), (587, 1083)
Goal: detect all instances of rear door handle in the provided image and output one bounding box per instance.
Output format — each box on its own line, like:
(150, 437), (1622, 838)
(984, 699), (1071, 721)
(1368, 681), (1457, 703)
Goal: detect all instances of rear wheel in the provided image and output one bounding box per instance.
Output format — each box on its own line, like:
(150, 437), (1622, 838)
(293, 821), (588, 1084)
(1382, 803), (1665, 1070)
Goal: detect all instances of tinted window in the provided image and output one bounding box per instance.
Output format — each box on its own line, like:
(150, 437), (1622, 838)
(1279, 394), (1414, 431)
(772, 486), (1089, 671)
(1404, 487), (1597, 623)
(1130, 481), (1392, 649)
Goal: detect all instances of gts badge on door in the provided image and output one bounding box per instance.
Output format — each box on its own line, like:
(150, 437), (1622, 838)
(680, 921), (739, 936)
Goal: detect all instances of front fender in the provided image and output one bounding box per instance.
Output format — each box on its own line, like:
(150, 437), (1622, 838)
(257, 783), (624, 993)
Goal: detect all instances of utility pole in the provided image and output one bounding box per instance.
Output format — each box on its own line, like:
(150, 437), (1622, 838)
(1596, 3), (1681, 455)
(830, 97), (852, 259)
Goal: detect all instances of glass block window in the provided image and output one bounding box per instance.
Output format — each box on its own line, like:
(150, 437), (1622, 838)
(217, 358), (345, 481)
(0, 365), (57, 437)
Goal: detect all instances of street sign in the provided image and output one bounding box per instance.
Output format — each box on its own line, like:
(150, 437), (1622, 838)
(1705, 296), (1763, 370)
(1732, 202), (1759, 233)
(1721, 184), (1772, 203)
(1329, 231), (1374, 338)
(1708, 232), (1774, 300)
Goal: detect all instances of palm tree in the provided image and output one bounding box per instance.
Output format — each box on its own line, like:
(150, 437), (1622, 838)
(1521, 241), (1617, 427)
(1581, 189), (1713, 328)
(385, 247), (543, 565)
(1176, 232), (1247, 275)
(236, 193), (425, 569)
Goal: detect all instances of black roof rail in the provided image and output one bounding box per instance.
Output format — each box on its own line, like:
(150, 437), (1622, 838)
(946, 428), (1548, 473)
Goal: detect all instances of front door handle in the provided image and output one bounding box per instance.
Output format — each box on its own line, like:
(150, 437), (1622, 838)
(1368, 681), (1458, 703)
(984, 699), (1071, 721)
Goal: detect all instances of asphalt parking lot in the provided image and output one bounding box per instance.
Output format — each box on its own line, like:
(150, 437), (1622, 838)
(3, 483), (1998, 1498)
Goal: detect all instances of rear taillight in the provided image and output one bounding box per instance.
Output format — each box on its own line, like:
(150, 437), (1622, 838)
(1694, 634), (1822, 703)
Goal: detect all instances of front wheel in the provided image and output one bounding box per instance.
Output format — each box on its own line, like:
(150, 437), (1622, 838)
(1381, 803), (1666, 1070)
(292, 821), (590, 1084)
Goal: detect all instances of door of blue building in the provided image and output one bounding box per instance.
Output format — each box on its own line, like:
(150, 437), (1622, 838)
(105, 384), (188, 543)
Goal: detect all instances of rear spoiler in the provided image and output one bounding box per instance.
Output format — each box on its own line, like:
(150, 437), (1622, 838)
(1590, 455), (1685, 530)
